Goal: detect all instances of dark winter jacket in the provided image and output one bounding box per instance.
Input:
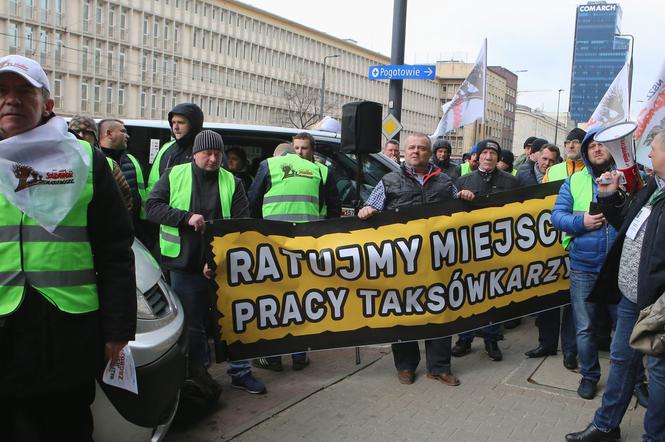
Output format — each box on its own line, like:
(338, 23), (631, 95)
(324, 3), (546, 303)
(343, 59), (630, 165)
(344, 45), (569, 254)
(156, 103), (205, 178)
(146, 163), (248, 272)
(434, 158), (459, 181)
(455, 168), (519, 196)
(0, 143), (136, 397)
(551, 128), (618, 273)
(517, 162), (540, 187)
(588, 177), (665, 309)
(382, 165), (456, 211)
(101, 147), (143, 218)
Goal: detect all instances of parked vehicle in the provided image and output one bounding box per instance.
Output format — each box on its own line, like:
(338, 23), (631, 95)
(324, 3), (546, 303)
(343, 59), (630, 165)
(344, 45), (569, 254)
(122, 120), (400, 213)
(92, 239), (187, 442)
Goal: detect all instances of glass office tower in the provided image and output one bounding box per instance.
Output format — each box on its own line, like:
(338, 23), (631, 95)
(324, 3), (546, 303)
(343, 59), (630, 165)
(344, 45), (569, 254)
(569, 2), (629, 124)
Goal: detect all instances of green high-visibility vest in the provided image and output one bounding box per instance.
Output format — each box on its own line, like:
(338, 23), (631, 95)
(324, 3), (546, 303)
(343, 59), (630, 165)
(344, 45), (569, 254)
(263, 154), (324, 223)
(546, 162), (569, 182)
(147, 139), (176, 195)
(460, 162), (471, 176)
(126, 153), (148, 220)
(511, 169), (518, 176)
(160, 163), (236, 258)
(0, 141), (98, 316)
(561, 169), (594, 251)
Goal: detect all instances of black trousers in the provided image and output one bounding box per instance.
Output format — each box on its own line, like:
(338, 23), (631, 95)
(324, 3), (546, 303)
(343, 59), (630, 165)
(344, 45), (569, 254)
(392, 337), (453, 375)
(0, 380), (95, 442)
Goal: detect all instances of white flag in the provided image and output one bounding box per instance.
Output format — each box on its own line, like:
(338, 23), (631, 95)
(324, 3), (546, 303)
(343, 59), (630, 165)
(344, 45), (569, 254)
(634, 57), (665, 169)
(587, 62), (630, 131)
(431, 40), (487, 138)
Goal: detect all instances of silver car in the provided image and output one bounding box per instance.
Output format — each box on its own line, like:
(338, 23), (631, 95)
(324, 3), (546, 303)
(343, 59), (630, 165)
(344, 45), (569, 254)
(92, 240), (187, 442)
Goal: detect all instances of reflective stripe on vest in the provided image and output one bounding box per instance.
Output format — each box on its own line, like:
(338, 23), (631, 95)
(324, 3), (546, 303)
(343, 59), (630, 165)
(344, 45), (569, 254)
(0, 140), (98, 316)
(160, 163), (236, 258)
(262, 154), (323, 223)
(126, 153), (148, 220)
(561, 169), (593, 250)
(147, 139), (176, 195)
(461, 162), (471, 176)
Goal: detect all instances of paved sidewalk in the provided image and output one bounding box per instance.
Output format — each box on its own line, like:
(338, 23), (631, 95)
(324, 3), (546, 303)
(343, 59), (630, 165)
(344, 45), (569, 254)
(168, 319), (646, 441)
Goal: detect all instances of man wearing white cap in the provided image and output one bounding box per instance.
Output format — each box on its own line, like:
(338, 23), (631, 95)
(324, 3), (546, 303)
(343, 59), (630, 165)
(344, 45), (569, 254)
(0, 55), (136, 440)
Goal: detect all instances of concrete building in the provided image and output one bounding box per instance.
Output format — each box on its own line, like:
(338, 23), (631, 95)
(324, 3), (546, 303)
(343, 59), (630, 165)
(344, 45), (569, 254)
(1, 0), (440, 139)
(514, 104), (574, 150)
(569, 1), (629, 124)
(434, 61), (517, 155)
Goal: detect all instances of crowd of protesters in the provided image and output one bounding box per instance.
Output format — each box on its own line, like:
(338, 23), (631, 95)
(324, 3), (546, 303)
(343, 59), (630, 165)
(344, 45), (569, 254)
(1, 54), (663, 442)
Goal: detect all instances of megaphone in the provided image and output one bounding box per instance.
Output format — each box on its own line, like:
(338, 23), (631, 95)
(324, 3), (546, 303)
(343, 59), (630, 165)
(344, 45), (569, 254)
(594, 122), (643, 194)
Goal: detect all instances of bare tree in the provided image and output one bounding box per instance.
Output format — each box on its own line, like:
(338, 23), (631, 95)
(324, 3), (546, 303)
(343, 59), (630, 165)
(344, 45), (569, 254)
(282, 72), (338, 129)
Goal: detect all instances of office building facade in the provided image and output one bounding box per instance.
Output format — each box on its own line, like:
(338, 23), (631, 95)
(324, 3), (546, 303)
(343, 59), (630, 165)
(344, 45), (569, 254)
(1, 0), (440, 139)
(569, 1), (629, 124)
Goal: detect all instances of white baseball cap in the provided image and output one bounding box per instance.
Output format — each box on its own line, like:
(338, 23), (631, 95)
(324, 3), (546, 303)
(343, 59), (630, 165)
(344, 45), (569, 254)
(0, 54), (51, 95)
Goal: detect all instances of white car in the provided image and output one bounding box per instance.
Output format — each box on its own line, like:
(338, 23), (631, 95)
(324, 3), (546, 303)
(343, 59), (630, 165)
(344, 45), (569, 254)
(92, 240), (187, 442)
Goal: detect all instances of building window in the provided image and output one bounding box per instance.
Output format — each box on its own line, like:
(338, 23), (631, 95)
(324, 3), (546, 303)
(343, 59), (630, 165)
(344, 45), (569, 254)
(24, 27), (33, 56)
(81, 44), (89, 72)
(39, 31), (48, 65)
(163, 59), (169, 81)
(8, 23), (18, 54)
(94, 44), (102, 74)
(106, 85), (113, 114)
(24, 0), (34, 20)
(81, 82), (88, 112)
(53, 77), (62, 108)
(54, 32), (62, 66)
(118, 85), (125, 114)
(140, 90), (146, 117)
(107, 50), (114, 74)
(141, 54), (148, 81)
(118, 50), (125, 78)
(108, 6), (115, 37)
(95, 2), (103, 34)
(193, 29), (198, 48)
(94, 83), (101, 113)
(82, 1), (91, 32)
(174, 25), (180, 50)
(40, 0), (48, 22)
(161, 95), (166, 113)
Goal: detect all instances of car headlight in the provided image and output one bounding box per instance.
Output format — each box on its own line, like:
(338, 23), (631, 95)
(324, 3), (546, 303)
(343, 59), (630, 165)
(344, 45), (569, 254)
(136, 283), (173, 320)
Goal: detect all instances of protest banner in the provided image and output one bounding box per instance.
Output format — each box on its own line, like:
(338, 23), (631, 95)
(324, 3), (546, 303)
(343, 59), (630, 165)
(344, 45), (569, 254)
(210, 182), (569, 361)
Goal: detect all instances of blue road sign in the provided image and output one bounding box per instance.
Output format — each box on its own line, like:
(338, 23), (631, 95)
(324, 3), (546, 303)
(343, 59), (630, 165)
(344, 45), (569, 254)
(368, 64), (436, 81)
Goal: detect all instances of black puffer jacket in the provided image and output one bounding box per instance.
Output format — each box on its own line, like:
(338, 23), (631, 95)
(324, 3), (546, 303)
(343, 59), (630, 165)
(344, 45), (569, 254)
(456, 168), (519, 196)
(156, 103), (204, 177)
(588, 177), (665, 309)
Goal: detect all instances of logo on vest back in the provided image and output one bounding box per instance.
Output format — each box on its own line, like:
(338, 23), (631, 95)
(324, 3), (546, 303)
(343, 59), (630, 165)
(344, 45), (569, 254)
(282, 164), (314, 180)
(13, 163), (75, 192)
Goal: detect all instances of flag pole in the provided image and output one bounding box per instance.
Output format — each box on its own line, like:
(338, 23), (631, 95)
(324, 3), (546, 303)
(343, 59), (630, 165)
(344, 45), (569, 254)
(482, 38), (488, 140)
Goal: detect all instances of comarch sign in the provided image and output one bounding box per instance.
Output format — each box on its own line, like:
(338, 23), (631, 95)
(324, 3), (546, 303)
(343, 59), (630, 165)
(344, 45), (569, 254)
(578, 3), (617, 13)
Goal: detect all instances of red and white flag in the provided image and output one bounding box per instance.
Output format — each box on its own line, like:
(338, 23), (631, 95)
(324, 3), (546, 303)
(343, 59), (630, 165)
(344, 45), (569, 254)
(635, 57), (665, 169)
(431, 40), (486, 138)
(587, 62), (630, 131)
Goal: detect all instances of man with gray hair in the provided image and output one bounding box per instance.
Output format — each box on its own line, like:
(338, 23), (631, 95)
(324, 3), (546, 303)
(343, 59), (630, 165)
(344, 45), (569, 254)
(359, 133), (473, 386)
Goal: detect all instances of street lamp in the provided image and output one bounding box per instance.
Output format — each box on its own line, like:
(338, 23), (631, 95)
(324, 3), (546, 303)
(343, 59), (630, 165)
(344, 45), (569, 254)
(615, 33), (634, 110)
(554, 88), (564, 145)
(319, 54), (339, 120)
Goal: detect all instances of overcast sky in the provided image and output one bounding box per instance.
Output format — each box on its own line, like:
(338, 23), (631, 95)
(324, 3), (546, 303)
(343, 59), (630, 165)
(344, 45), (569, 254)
(243, 0), (663, 118)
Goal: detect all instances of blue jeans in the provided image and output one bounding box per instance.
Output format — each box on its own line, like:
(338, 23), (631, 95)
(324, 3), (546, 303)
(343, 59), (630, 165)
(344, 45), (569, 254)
(569, 270), (617, 382)
(536, 304), (577, 356)
(458, 324), (501, 343)
(170, 270), (214, 368)
(593, 296), (665, 441)
(227, 360), (251, 379)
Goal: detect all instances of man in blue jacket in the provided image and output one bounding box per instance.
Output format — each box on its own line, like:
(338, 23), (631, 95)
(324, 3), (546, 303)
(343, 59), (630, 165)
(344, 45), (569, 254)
(552, 129), (617, 400)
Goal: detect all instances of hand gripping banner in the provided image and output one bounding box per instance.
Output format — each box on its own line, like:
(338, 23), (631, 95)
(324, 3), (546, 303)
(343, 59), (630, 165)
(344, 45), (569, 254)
(209, 182), (569, 361)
